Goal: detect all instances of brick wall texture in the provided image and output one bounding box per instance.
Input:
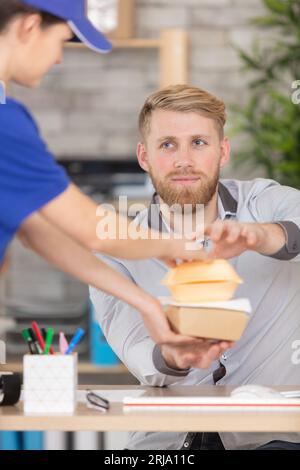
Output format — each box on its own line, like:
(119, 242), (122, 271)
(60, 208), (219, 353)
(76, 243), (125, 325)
(11, 0), (274, 178)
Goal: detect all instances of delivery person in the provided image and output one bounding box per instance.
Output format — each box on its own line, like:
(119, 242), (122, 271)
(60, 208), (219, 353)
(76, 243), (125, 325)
(0, 0), (206, 346)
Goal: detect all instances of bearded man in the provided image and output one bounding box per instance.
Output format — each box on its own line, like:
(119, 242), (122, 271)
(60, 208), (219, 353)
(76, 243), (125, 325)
(90, 84), (300, 451)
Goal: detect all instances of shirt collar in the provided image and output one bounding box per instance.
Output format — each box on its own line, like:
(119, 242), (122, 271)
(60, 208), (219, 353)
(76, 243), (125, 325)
(218, 182), (238, 219)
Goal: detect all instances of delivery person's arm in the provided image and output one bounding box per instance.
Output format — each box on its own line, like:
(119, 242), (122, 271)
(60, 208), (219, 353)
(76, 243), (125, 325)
(0, 103), (203, 267)
(18, 212), (198, 346)
(40, 184), (203, 262)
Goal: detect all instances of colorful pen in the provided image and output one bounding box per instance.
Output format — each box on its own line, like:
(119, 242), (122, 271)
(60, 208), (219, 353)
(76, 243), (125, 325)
(59, 332), (69, 355)
(42, 327), (55, 355)
(31, 321), (45, 351)
(22, 329), (36, 355)
(65, 328), (85, 355)
(44, 328), (54, 355)
(29, 328), (43, 355)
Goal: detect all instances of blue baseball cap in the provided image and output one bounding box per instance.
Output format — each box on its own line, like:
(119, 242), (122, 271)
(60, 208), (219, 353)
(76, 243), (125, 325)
(21, 0), (112, 53)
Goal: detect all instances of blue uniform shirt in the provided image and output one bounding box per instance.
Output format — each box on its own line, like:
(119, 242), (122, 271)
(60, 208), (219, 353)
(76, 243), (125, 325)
(0, 97), (70, 264)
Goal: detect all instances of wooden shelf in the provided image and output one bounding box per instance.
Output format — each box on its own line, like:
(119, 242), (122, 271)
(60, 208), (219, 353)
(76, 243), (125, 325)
(65, 28), (189, 88)
(67, 38), (161, 49)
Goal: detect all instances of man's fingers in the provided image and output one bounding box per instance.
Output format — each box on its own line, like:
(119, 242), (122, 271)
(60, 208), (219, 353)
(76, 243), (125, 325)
(210, 221), (227, 241)
(226, 225), (242, 243)
(206, 221), (259, 246)
(194, 354), (216, 369)
(180, 353), (196, 369)
(207, 344), (223, 360)
(181, 343), (224, 369)
(219, 341), (234, 349)
(239, 225), (257, 247)
(206, 220), (241, 243)
(247, 231), (257, 246)
(241, 226), (249, 237)
(159, 332), (200, 347)
(169, 336), (234, 369)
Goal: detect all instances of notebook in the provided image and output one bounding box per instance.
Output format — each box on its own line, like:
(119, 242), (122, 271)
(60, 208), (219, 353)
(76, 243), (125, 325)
(123, 394), (300, 412)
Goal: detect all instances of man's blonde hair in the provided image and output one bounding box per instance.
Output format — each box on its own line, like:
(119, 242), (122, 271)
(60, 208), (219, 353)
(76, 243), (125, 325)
(139, 84), (226, 140)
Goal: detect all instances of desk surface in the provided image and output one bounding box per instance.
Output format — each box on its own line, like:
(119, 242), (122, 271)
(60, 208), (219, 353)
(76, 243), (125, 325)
(1, 385), (300, 432)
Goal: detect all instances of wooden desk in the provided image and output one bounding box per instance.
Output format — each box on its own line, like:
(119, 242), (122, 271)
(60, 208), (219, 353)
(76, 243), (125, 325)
(1, 385), (300, 433)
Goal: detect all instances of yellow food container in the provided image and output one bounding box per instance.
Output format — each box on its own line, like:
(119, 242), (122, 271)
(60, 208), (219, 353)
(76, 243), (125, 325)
(166, 281), (240, 302)
(162, 260), (243, 303)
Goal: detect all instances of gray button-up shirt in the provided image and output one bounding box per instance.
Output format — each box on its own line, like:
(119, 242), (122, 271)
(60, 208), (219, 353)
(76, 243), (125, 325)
(90, 178), (300, 450)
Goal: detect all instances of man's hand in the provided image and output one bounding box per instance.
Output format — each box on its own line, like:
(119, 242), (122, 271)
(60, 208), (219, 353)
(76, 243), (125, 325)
(161, 340), (234, 370)
(204, 220), (286, 259)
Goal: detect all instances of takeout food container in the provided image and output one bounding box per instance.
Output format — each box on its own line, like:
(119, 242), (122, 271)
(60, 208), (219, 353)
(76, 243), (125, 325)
(162, 259), (243, 302)
(160, 260), (250, 340)
(162, 298), (250, 341)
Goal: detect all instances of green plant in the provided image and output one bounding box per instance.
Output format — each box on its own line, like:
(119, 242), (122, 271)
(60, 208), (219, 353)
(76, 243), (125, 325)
(232, 0), (300, 188)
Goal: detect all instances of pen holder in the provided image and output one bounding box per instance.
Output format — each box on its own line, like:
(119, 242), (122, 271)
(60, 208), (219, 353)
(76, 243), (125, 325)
(23, 354), (78, 414)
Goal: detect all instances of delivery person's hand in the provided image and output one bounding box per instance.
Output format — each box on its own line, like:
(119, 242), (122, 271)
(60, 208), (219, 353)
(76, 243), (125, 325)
(159, 237), (209, 267)
(160, 339), (234, 370)
(204, 220), (286, 259)
(139, 296), (205, 346)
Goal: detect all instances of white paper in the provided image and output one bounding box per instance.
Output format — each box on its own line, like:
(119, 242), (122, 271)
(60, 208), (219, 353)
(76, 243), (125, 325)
(159, 296), (252, 313)
(123, 395), (300, 411)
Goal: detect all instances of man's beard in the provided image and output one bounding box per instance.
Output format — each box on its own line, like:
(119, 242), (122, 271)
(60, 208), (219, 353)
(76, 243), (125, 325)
(148, 165), (220, 211)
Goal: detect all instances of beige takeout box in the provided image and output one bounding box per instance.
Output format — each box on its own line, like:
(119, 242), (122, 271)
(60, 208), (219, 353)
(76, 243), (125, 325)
(161, 298), (251, 341)
(162, 259), (243, 302)
(161, 260), (250, 340)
